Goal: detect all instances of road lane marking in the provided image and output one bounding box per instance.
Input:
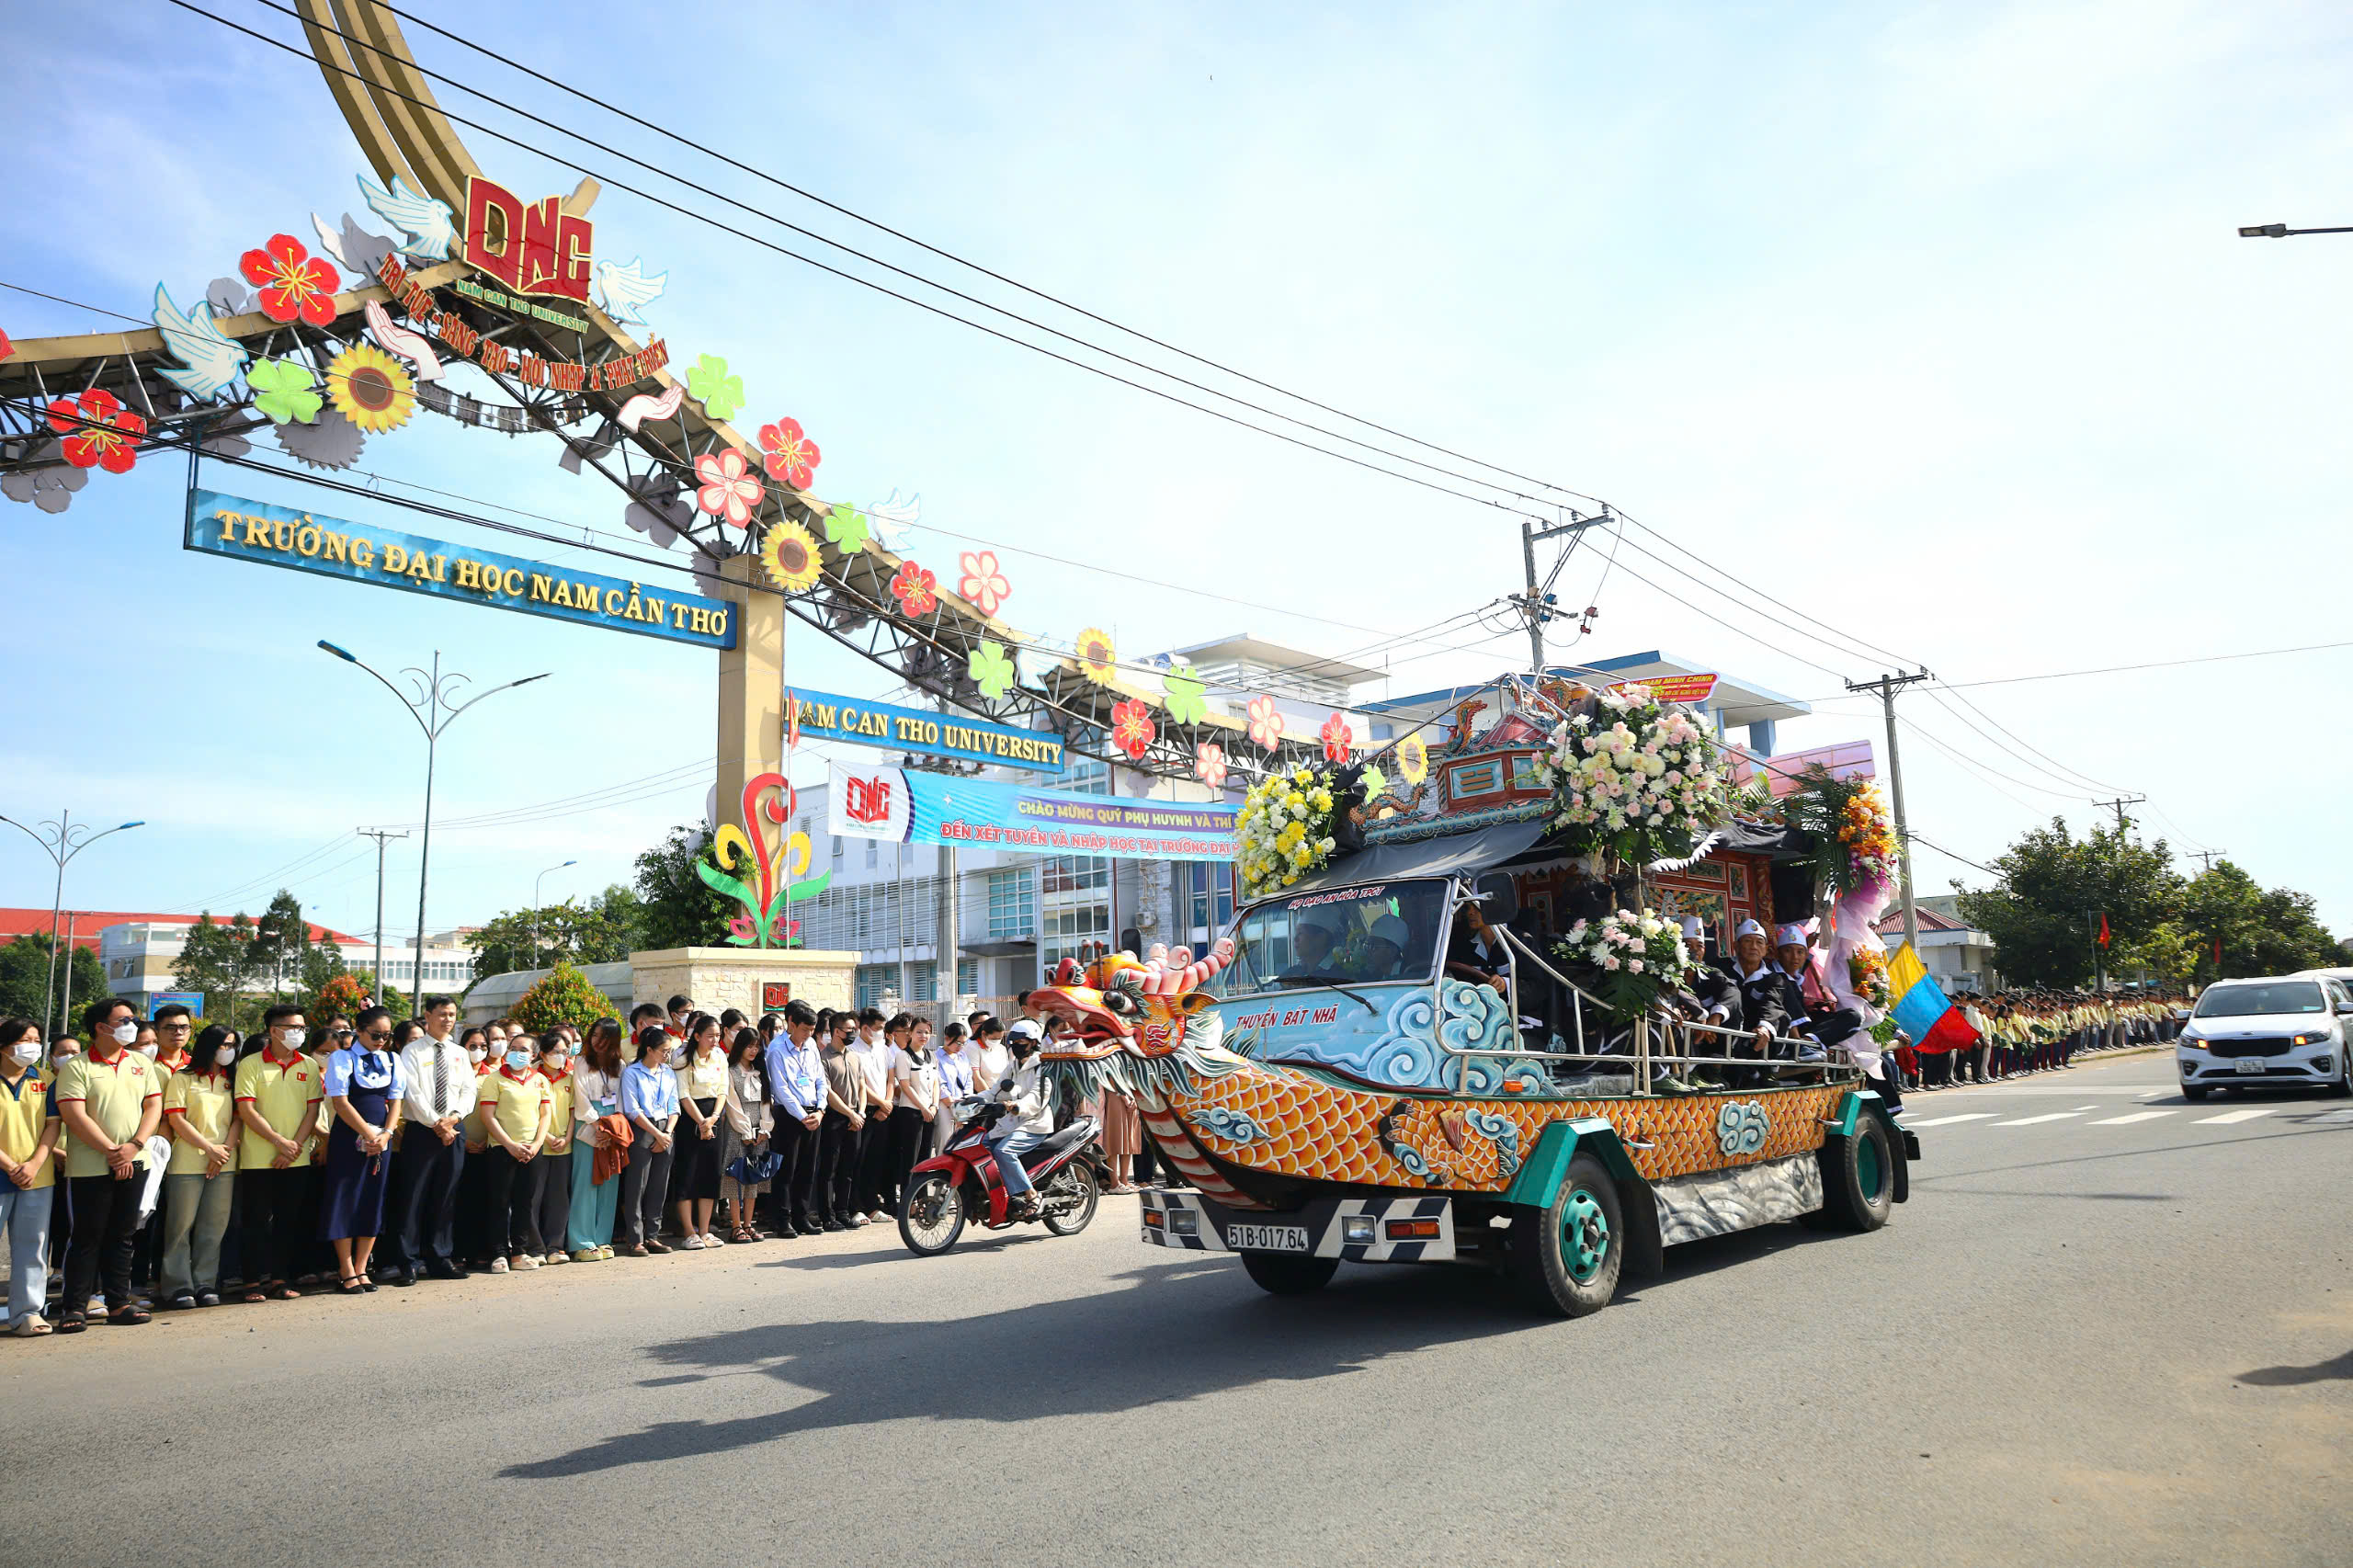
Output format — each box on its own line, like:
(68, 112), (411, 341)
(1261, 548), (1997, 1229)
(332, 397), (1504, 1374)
(2195, 1108), (2276, 1125)
(1992, 1112), (2084, 1126)
(1904, 1113), (1997, 1128)
(2089, 1111), (2174, 1126)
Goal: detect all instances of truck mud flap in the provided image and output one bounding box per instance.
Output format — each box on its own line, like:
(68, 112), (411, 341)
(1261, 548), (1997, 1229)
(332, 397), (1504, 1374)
(1140, 1188), (1456, 1263)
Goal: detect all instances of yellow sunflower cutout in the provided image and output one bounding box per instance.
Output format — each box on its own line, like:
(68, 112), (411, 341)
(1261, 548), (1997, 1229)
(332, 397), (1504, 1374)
(1397, 733), (1428, 786)
(1074, 627), (1117, 686)
(324, 343), (416, 434)
(760, 520), (824, 591)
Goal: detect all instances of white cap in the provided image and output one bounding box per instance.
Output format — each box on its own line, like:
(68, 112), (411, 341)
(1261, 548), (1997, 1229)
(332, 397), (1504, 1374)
(1734, 918), (1768, 940)
(1776, 924), (1808, 947)
(1370, 914), (1411, 947)
(1005, 1019), (1043, 1043)
(1679, 915), (1705, 939)
(1295, 907), (1340, 935)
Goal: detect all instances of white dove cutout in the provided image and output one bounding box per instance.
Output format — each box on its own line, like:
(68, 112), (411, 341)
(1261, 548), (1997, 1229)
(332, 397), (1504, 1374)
(151, 282), (249, 400)
(357, 171), (456, 260)
(593, 256), (666, 326)
(867, 489), (920, 551)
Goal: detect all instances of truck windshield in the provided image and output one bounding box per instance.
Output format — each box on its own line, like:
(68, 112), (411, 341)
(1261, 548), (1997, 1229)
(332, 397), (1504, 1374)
(1208, 880), (1449, 998)
(2194, 982), (2325, 1017)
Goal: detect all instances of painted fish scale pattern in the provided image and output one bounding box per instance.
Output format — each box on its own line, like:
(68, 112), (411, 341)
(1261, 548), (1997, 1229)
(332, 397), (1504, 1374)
(1179, 1061), (1848, 1190)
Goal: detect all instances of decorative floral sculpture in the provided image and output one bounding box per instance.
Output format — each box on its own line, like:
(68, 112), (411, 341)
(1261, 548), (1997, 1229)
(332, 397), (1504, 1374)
(1320, 711), (1355, 763)
(686, 354), (745, 421)
(1074, 627), (1117, 686)
(1540, 683), (1725, 869)
(758, 417), (820, 489)
(693, 447), (763, 527)
(1162, 663), (1208, 724)
(957, 551), (1011, 616)
(240, 233), (340, 326)
(889, 561), (938, 616)
(970, 640), (1016, 699)
(324, 344), (415, 433)
(759, 520), (823, 590)
(1552, 908), (1698, 1021)
(1397, 733), (1428, 785)
(1246, 696), (1284, 751)
(1110, 699), (1157, 761)
(822, 500), (869, 554)
(248, 357), (322, 426)
(696, 774), (831, 948)
(1194, 742), (1227, 789)
(46, 391), (145, 473)
(1237, 763), (1341, 896)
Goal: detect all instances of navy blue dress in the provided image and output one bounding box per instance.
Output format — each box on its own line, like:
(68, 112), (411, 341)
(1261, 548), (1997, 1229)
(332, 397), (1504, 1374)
(320, 1050), (397, 1239)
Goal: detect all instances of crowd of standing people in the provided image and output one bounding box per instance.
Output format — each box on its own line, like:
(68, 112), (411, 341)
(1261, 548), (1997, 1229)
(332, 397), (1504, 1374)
(1895, 987), (2186, 1089)
(0, 984), (1168, 1337)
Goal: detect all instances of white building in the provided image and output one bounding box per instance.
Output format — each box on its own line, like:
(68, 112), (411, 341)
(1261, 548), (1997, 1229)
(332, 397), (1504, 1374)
(98, 919), (479, 1013)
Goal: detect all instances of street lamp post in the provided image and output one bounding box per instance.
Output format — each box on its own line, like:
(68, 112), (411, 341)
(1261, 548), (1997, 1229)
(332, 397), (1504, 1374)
(2238, 222), (2353, 238)
(319, 642), (549, 1014)
(0, 810), (144, 1039)
(531, 859), (577, 971)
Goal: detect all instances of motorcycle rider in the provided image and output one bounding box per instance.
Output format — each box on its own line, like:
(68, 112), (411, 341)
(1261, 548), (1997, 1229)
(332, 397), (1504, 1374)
(986, 1019), (1056, 1221)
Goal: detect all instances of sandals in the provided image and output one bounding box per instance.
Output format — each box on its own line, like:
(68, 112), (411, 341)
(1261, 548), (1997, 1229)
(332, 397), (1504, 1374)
(53, 1311), (88, 1334)
(242, 1287), (272, 1304)
(108, 1305), (152, 1325)
(275, 1286), (302, 1301)
(730, 1226), (756, 1244)
(336, 1274), (365, 1296)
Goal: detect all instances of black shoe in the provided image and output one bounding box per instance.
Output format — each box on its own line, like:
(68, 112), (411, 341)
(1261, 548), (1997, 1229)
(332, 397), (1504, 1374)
(165, 1292), (198, 1311)
(425, 1263), (468, 1281)
(823, 1220), (848, 1233)
(196, 1291), (221, 1308)
(383, 1268), (414, 1287)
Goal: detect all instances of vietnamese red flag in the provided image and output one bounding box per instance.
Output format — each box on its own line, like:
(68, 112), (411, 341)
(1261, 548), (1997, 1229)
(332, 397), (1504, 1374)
(2097, 913), (2111, 948)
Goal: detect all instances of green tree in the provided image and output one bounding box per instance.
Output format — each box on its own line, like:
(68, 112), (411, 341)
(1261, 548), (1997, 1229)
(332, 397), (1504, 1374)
(250, 889), (312, 995)
(2179, 861), (2340, 981)
(0, 933), (113, 1035)
(468, 884), (645, 980)
(1955, 819), (2181, 986)
(634, 824), (734, 951)
(172, 913), (272, 1033)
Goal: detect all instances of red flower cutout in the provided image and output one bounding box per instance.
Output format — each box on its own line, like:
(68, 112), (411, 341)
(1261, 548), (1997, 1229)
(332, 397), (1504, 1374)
(0, 326), (14, 362)
(758, 417), (821, 490)
(239, 233), (340, 327)
(47, 390), (146, 474)
(956, 551), (1011, 617)
(1111, 699), (1157, 761)
(1245, 696), (1284, 751)
(693, 448), (764, 528)
(1320, 711), (1355, 763)
(1194, 742), (1227, 788)
(889, 561), (938, 616)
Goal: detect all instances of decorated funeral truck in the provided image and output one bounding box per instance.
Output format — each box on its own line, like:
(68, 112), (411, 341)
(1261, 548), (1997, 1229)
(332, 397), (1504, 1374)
(1032, 675), (1920, 1316)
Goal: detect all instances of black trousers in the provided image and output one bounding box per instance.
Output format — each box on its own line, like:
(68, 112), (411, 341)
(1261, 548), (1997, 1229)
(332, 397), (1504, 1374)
(854, 1116), (892, 1213)
(478, 1149), (546, 1256)
(237, 1165), (314, 1288)
(770, 1114), (821, 1227)
(815, 1112), (858, 1221)
(536, 1148), (573, 1256)
(391, 1131), (466, 1269)
(881, 1106), (928, 1214)
(62, 1168), (147, 1313)
(617, 1139), (675, 1247)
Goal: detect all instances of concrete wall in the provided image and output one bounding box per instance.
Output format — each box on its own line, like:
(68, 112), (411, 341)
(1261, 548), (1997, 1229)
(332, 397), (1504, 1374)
(628, 947), (858, 1020)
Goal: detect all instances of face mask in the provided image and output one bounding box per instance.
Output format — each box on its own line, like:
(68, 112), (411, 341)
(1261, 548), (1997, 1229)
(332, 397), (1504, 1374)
(215, 1046), (238, 1067)
(138, 1041), (160, 1058)
(9, 1042), (40, 1066)
(541, 1056), (568, 1074)
(468, 1046), (487, 1065)
(279, 1028), (307, 1051)
(110, 1022), (139, 1046)
(505, 1049), (530, 1071)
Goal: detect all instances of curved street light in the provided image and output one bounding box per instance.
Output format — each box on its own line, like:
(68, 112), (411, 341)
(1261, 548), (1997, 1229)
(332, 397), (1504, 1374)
(0, 811), (144, 1038)
(319, 642), (549, 1013)
(532, 858), (578, 971)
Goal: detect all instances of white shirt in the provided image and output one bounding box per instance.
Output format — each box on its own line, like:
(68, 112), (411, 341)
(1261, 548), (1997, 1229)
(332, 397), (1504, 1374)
(972, 1041), (1012, 1095)
(574, 1065), (620, 1136)
(893, 1049), (940, 1116)
(398, 1034), (479, 1126)
(991, 1056), (1053, 1139)
(850, 1037), (892, 1106)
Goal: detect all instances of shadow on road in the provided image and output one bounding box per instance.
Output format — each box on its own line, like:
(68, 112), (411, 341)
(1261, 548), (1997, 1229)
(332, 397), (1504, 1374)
(2238, 1348), (2353, 1386)
(501, 1255), (1537, 1477)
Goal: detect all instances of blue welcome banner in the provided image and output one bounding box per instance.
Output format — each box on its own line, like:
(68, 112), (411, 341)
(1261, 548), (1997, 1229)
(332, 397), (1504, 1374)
(829, 762), (1236, 861)
(184, 488), (736, 649)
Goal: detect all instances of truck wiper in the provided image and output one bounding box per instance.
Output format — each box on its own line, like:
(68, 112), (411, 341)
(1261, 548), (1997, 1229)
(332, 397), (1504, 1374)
(1274, 974), (1378, 1015)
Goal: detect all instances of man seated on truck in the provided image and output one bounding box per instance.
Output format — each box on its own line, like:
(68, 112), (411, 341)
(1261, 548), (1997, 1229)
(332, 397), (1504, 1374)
(1281, 907), (1345, 983)
(1772, 924), (1859, 1064)
(1355, 913), (1419, 982)
(1711, 918), (1789, 1087)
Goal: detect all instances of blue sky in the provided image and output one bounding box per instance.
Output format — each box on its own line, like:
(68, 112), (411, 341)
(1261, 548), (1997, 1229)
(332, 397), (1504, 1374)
(4, 0), (2350, 940)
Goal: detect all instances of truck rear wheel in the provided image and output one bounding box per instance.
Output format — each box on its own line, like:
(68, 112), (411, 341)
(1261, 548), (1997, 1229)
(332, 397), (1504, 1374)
(1241, 1252), (1339, 1295)
(1512, 1152), (1622, 1317)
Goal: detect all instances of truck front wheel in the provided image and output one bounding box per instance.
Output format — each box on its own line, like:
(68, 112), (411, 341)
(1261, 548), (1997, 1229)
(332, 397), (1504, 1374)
(1511, 1152), (1623, 1317)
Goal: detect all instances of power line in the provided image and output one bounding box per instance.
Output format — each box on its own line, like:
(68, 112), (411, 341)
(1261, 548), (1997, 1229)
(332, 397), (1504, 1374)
(0, 278), (152, 327)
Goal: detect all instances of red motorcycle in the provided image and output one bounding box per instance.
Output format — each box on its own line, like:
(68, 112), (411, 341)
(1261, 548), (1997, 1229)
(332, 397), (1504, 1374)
(896, 1098), (1105, 1256)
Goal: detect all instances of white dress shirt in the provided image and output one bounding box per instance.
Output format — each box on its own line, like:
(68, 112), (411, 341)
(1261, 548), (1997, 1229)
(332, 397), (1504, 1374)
(398, 1033), (479, 1127)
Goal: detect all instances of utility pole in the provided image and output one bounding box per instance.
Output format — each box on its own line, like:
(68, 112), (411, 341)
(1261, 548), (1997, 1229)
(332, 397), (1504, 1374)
(1847, 670), (1933, 959)
(2095, 795), (2146, 835)
(356, 829), (408, 1006)
(56, 912), (85, 1039)
(1516, 511), (1608, 676)
(2191, 848), (2229, 872)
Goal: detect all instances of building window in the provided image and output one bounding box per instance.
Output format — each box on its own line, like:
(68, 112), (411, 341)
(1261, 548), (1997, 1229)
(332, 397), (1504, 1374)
(956, 958), (977, 996)
(908, 961), (937, 1003)
(1188, 863), (1237, 937)
(987, 868), (1034, 939)
(855, 964), (893, 1009)
(864, 838), (877, 869)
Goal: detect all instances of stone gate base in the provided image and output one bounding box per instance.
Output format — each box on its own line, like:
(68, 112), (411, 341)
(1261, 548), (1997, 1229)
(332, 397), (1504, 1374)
(629, 947), (857, 1022)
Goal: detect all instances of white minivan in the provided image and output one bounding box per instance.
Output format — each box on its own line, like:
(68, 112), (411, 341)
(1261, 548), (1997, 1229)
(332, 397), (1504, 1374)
(2177, 975), (2353, 1101)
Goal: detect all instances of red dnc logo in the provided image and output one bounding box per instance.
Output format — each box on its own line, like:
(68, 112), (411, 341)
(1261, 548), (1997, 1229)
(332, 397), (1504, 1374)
(843, 775), (893, 825)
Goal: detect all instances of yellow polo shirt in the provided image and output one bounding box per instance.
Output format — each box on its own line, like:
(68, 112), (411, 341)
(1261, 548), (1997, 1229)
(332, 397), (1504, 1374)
(463, 1062), (494, 1147)
(164, 1068), (237, 1177)
(233, 1050), (324, 1170)
(540, 1069), (575, 1154)
(0, 1067), (58, 1191)
(53, 1049), (162, 1179)
(480, 1068), (552, 1145)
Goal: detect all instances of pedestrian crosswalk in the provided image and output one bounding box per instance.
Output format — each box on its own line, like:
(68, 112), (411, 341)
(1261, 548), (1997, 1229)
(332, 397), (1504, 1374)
(2194, 1107), (2276, 1125)
(2088, 1110), (2173, 1126)
(1893, 1101), (2325, 1135)
(1991, 1112), (2082, 1127)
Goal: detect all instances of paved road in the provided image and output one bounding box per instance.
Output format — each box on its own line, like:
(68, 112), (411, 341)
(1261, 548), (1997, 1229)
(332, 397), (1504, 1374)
(5, 1051), (2347, 1567)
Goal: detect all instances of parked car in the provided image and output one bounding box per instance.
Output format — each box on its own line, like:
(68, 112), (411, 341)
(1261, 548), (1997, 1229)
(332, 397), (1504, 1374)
(2177, 975), (2353, 1101)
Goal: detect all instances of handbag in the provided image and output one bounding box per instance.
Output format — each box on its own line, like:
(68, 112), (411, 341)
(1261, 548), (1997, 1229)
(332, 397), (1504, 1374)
(727, 1143), (784, 1185)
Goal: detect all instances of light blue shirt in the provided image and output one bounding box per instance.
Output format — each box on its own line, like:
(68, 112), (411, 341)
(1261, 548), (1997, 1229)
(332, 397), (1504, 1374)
(765, 1037), (825, 1119)
(620, 1060), (679, 1123)
(322, 1047), (404, 1100)
(938, 1050), (975, 1102)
